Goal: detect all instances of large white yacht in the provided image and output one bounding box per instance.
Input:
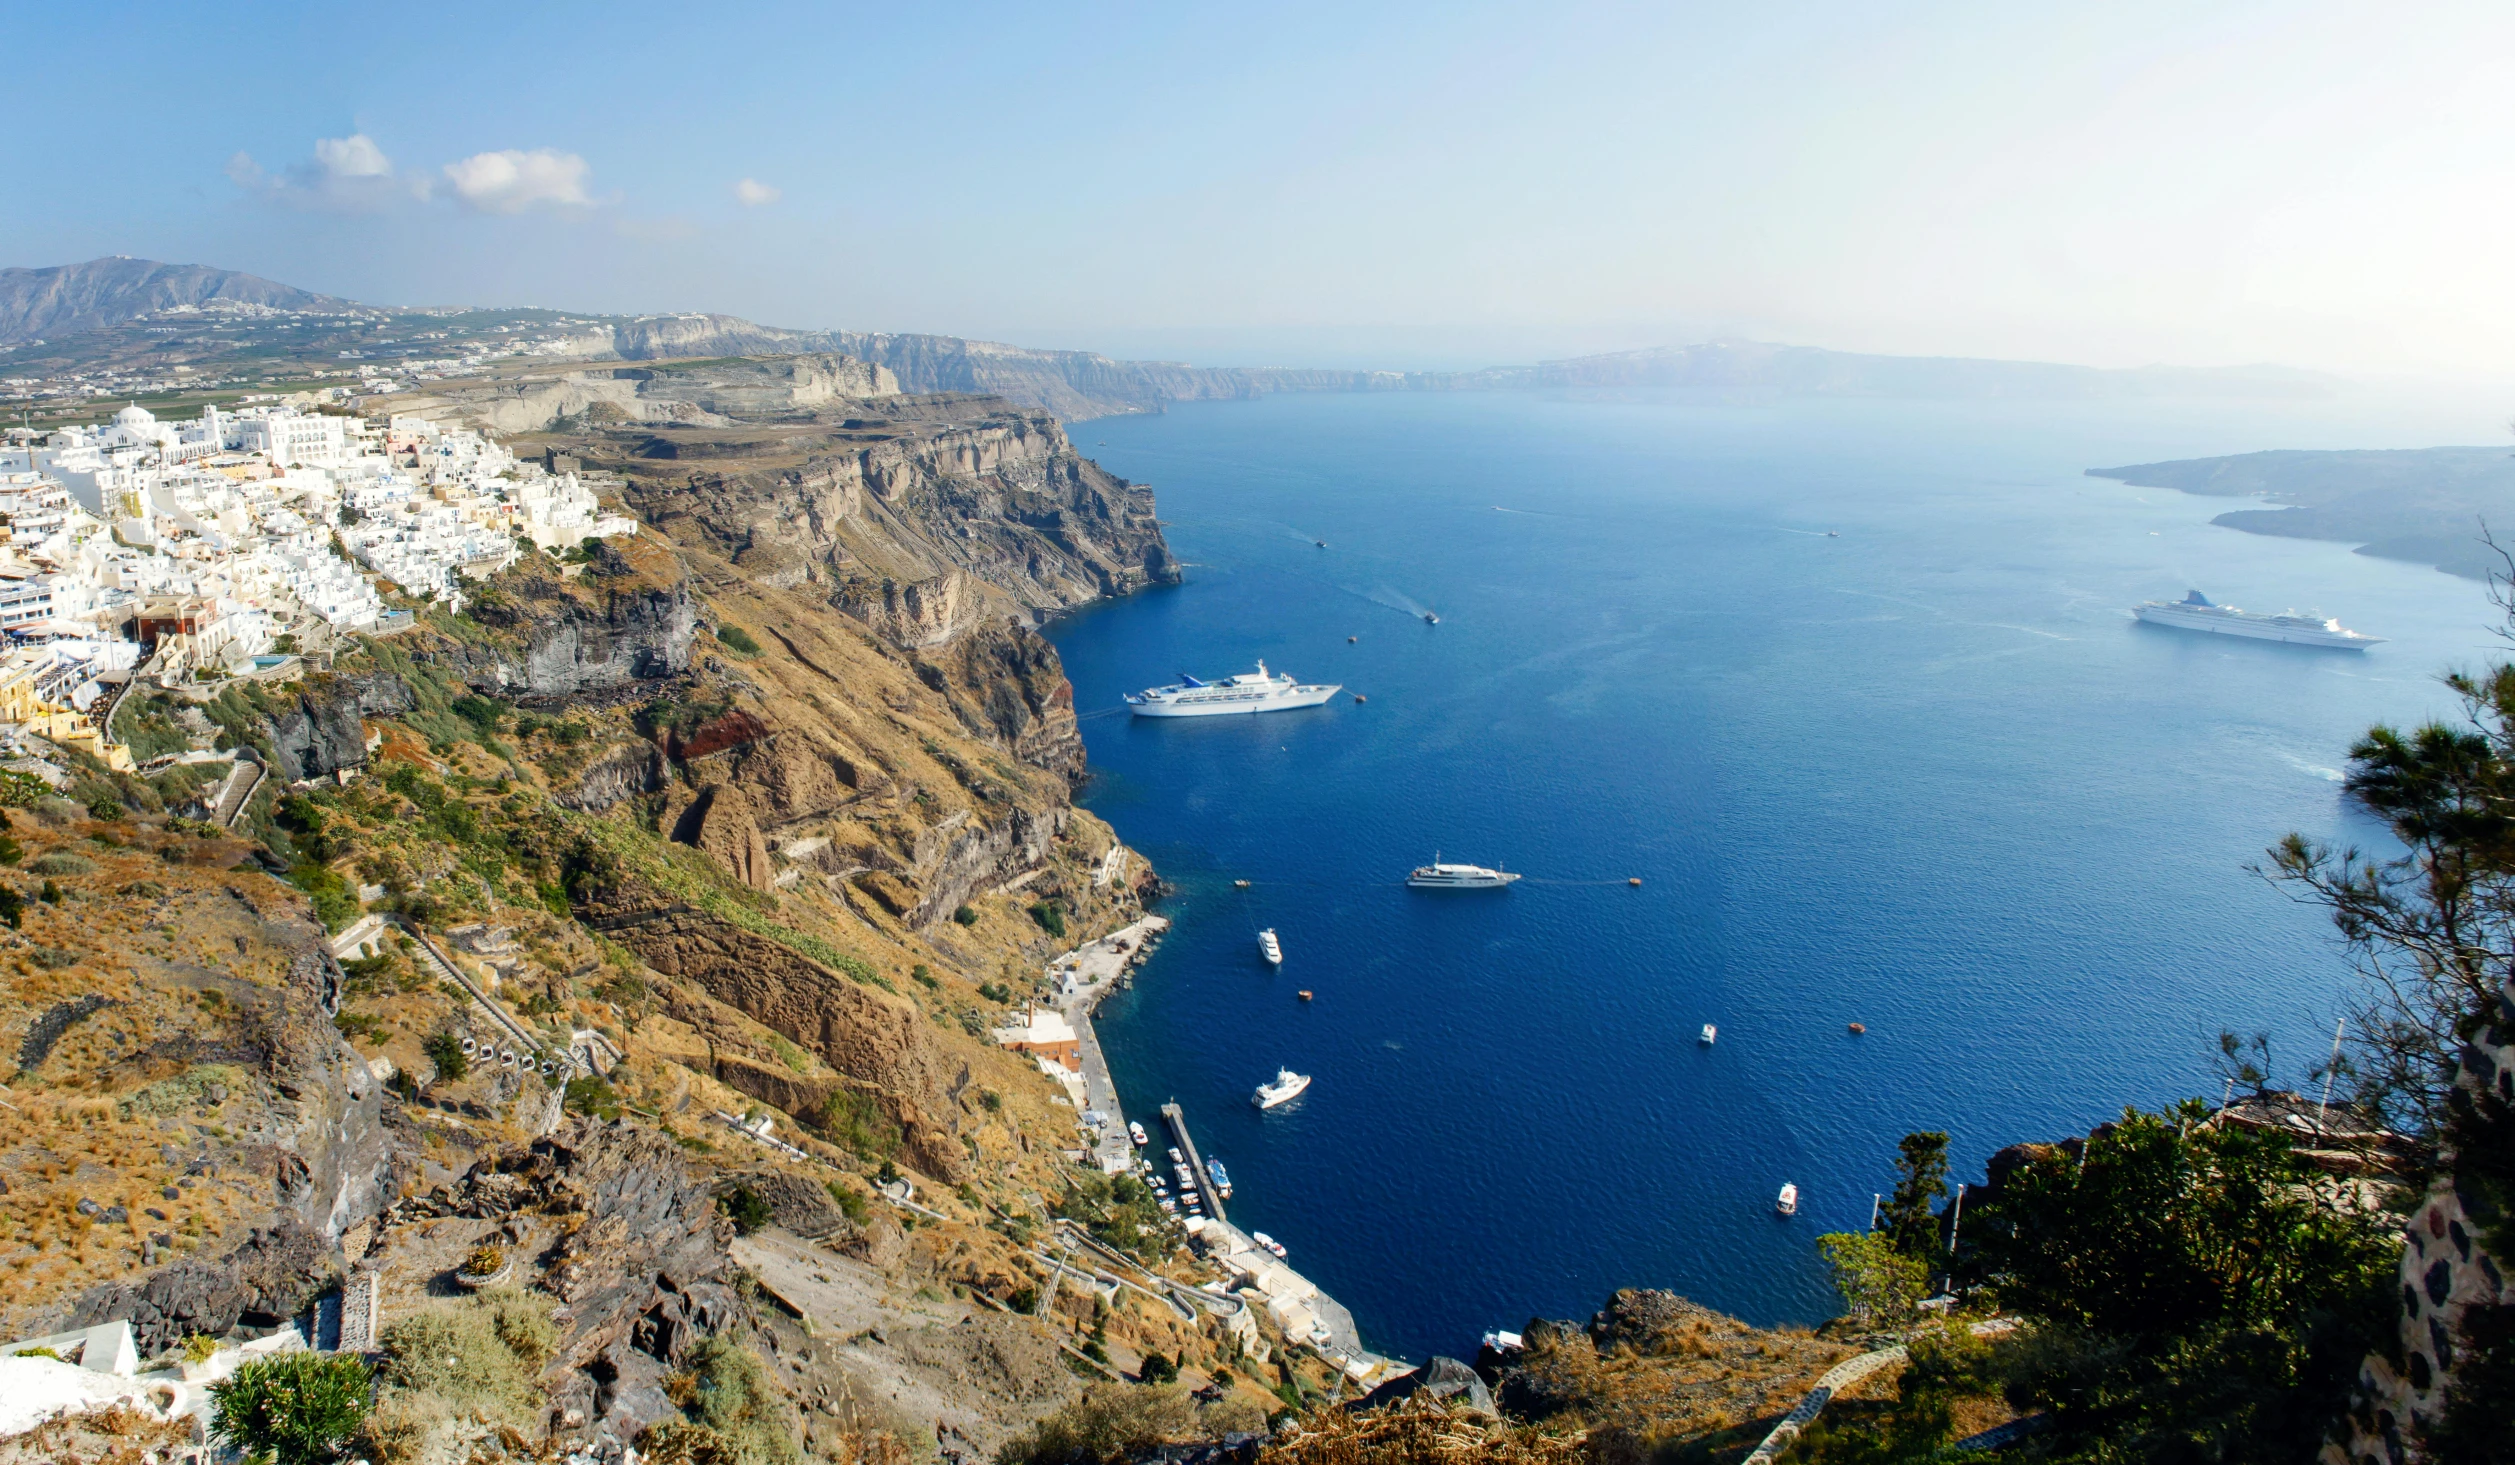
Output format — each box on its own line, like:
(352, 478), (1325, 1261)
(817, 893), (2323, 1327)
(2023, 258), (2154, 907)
(1258, 928), (1283, 965)
(1126, 661), (1341, 717)
(1406, 855), (1521, 889)
(2133, 591), (2381, 650)
(1253, 1068), (1311, 1108)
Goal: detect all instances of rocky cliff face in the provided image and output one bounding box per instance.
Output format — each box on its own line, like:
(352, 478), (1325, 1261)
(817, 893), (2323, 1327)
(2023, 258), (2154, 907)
(585, 393), (1177, 634)
(383, 352), (899, 436)
(461, 564), (701, 698)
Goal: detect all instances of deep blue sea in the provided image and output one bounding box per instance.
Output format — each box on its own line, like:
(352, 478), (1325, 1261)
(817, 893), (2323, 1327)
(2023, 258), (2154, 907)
(1044, 389), (2499, 1364)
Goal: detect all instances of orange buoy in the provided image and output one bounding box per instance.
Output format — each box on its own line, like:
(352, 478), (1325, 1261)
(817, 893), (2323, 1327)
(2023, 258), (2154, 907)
(1848, 1022), (1866, 1035)
(1628, 877), (1642, 886)
(1298, 990), (1314, 1001)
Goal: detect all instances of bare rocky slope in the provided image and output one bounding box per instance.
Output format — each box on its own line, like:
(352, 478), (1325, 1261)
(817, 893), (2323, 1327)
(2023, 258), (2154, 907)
(0, 358), (1242, 1462)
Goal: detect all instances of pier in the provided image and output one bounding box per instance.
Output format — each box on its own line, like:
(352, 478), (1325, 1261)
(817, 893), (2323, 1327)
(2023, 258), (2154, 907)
(1159, 1100), (1228, 1225)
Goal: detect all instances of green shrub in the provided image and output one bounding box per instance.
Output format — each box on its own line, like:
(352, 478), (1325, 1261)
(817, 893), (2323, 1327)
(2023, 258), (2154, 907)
(715, 625), (763, 656)
(953, 904), (979, 926)
(1028, 901), (1066, 938)
(807, 1089), (902, 1163)
(27, 851), (97, 876)
(208, 1350), (373, 1465)
(824, 1180), (870, 1226)
(288, 861), (358, 932)
(661, 1336), (800, 1465)
(424, 1030), (468, 1082)
(565, 1075), (622, 1120)
(85, 796), (123, 821)
(1816, 1230), (1927, 1326)
(718, 1184), (773, 1235)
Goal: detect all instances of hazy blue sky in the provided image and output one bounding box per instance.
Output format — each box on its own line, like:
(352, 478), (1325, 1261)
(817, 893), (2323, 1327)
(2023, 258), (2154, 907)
(11, 1), (2515, 374)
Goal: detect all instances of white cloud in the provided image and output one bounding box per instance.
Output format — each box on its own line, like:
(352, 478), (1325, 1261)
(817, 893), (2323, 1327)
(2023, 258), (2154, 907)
(733, 178), (781, 207)
(313, 134), (393, 179)
(442, 149), (594, 214)
(227, 133), (426, 211)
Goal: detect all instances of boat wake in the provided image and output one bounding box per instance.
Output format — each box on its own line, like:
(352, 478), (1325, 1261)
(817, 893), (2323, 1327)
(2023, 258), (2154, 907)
(1355, 585), (1437, 621)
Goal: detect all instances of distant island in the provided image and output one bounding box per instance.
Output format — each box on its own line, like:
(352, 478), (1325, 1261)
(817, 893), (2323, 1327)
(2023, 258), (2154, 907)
(2, 255), (2342, 425)
(2089, 447), (2515, 579)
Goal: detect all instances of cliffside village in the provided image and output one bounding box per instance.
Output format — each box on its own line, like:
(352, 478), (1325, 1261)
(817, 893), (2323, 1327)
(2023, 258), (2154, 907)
(0, 398), (636, 772)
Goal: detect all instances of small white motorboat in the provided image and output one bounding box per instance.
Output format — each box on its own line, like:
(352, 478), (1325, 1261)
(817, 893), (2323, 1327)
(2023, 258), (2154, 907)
(1250, 1230), (1288, 1258)
(1776, 1182), (1799, 1216)
(1129, 1121), (1148, 1146)
(1699, 1024), (1717, 1046)
(1258, 928), (1283, 965)
(1167, 1147), (1184, 1164)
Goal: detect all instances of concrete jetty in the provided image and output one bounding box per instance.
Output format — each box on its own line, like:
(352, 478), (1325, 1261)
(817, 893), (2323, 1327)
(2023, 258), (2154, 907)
(1159, 1101), (1228, 1226)
(1198, 1217), (1407, 1385)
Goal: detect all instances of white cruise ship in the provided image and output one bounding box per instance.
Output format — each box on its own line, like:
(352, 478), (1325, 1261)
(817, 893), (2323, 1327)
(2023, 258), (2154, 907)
(1125, 661), (1341, 717)
(2134, 591), (2381, 650)
(1407, 856), (1520, 889)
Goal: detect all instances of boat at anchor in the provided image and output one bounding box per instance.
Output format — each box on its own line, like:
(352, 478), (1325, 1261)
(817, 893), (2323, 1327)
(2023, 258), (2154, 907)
(1126, 661), (1341, 717)
(1407, 855), (1520, 889)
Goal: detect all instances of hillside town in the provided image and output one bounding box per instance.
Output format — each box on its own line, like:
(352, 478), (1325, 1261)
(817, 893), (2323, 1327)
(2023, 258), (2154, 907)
(0, 396), (635, 767)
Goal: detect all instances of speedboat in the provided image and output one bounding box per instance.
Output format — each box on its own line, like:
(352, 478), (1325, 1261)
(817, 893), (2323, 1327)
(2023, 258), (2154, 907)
(1129, 1121), (1148, 1146)
(1699, 1024), (1717, 1046)
(1205, 1159), (1232, 1198)
(1253, 1068), (1311, 1108)
(1423, 611), (1439, 625)
(1167, 1147), (1184, 1164)
(1249, 1232), (1288, 1258)
(1407, 855), (1520, 889)
(1258, 928), (1283, 965)
(1776, 1183), (1799, 1216)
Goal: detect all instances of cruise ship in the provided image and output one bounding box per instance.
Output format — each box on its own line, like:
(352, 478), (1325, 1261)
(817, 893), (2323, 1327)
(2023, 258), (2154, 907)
(1407, 856), (1521, 889)
(2133, 591), (2382, 650)
(1126, 661), (1341, 717)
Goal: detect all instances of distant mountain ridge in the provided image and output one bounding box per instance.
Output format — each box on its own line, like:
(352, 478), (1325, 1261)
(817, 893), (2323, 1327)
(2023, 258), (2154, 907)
(0, 257), (351, 343)
(2, 255), (2344, 419)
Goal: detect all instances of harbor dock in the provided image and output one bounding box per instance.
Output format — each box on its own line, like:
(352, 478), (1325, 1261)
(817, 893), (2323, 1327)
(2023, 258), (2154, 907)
(1159, 1100), (1228, 1225)
(1051, 914), (1169, 1174)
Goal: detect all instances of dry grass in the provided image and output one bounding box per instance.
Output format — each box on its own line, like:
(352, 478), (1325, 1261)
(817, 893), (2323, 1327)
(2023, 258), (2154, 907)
(0, 1402), (195, 1465)
(1267, 1399), (1588, 1465)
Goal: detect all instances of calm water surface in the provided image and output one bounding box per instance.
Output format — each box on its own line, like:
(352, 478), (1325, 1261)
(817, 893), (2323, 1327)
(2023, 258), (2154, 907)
(1044, 390), (2496, 1362)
